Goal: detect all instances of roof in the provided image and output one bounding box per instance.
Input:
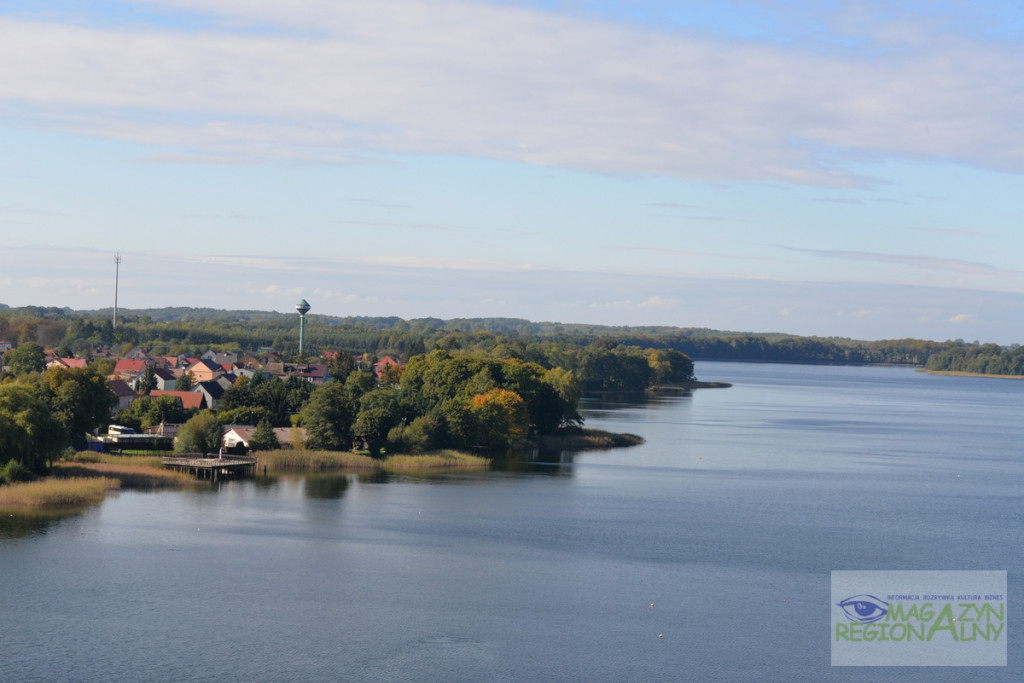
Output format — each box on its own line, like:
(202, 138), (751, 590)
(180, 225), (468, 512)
(153, 367), (177, 381)
(223, 425), (308, 447)
(47, 357), (89, 369)
(188, 358), (224, 374)
(114, 358), (148, 375)
(107, 379), (137, 399)
(150, 390), (206, 411)
(194, 380), (227, 400)
(373, 356), (404, 378)
(292, 364), (329, 380)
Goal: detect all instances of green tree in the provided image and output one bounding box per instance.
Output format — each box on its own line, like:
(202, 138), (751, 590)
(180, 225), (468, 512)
(174, 410), (224, 455)
(41, 366), (117, 447)
(0, 382), (67, 474)
(217, 405), (274, 427)
(353, 389), (402, 457)
(137, 364), (157, 395)
(6, 341), (46, 376)
(647, 349), (695, 385)
(175, 371), (195, 391)
(299, 381), (354, 451)
(253, 377), (292, 427)
(249, 418), (280, 451)
(327, 350), (357, 383)
(344, 370), (377, 399)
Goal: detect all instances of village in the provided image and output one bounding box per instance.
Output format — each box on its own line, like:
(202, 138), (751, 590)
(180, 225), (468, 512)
(29, 343), (405, 454)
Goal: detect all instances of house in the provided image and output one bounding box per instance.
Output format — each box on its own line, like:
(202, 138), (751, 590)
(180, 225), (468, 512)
(373, 356), (404, 382)
(222, 425), (308, 453)
(150, 390), (207, 411)
(202, 350), (239, 366)
(124, 347), (151, 361)
(113, 358), (148, 380)
(291, 364), (329, 384)
(47, 357), (89, 370)
(107, 379), (138, 412)
(193, 380), (227, 409)
(0, 341), (12, 353)
(264, 361), (329, 384)
(153, 367), (178, 391)
(130, 366), (180, 393)
(185, 358), (224, 383)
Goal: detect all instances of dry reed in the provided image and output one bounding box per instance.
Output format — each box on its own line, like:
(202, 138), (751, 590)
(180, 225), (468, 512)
(258, 450), (378, 471)
(383, 450), (489, 471)
(0, 477), (120, 511)
(53, 461), (192, 488)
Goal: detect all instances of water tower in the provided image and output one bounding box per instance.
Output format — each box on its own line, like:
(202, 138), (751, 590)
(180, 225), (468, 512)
(296, 299), (311, 356)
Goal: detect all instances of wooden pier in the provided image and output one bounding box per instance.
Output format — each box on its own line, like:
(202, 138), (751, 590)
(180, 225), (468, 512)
(162, 455), (258, 480)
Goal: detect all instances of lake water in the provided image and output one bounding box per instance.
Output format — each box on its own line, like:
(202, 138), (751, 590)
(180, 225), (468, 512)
(2, 362), (1021, 681)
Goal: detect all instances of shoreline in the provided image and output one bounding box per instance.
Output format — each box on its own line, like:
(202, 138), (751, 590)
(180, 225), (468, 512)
(917, 369), (1024, 380)
(653, 380), (733, 390)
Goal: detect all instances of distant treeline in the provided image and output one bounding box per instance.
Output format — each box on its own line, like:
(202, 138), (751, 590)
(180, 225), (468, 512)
(924, 344), (1024, 376)
(0, 304), (1011, 374)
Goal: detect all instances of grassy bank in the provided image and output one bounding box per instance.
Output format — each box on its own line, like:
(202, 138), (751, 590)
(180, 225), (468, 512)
(0, 476), (120, 514)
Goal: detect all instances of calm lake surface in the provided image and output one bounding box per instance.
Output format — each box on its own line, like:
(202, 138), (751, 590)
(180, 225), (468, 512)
(2, 362), (1021, 682)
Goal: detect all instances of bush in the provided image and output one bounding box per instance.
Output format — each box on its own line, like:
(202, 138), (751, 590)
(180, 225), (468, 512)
(1, 460), (34, 484)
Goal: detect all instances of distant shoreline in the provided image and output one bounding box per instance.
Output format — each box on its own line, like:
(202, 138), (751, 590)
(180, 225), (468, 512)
(917, 369), (1024, 380)
(652, 381), (733, 390)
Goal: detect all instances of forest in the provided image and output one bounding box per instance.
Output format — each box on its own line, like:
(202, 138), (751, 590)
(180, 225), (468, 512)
(0, 303), (971, 368)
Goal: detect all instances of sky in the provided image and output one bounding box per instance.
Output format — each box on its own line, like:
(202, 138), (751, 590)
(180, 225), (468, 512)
(1, 0), (1023, 343)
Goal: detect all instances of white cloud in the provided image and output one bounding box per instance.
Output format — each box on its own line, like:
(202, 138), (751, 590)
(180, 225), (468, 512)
(637, 295), (678, 309)
(1, 1), (1022, 184)
(949, 313), (974, 323)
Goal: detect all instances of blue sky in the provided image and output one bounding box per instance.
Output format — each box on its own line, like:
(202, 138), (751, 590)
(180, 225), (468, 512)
(2, 1), (1024, 343)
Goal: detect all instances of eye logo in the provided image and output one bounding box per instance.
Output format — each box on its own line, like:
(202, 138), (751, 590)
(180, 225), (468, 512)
(837, 594), (889, 623)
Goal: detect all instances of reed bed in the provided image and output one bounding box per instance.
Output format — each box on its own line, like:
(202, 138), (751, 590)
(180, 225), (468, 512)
(260, 449), (490, 472)
(0, 477), (120, 512)
(67, 452), (165, 468)
(383, 450), (490, 471)
(53, 461), (192, 488)
(259, 450), (379, 471)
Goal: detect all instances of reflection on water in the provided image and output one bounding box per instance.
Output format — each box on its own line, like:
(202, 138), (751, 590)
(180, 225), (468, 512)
(493, 449), (577, 477)
(302, 473), (350, 499)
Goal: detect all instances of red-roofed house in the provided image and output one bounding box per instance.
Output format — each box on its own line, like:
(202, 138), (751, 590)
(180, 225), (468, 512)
(113, 358), (148, 379)
(150, 390), (207, 411)
(373, 356), (404, 381)
(47, 357), (89, 370)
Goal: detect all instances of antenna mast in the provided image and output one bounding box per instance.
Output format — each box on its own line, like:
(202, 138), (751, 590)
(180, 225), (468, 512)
(113, 253), (122, 330)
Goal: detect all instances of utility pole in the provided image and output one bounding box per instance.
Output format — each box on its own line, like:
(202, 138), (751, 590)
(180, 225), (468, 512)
(113, 252), (122, 331)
